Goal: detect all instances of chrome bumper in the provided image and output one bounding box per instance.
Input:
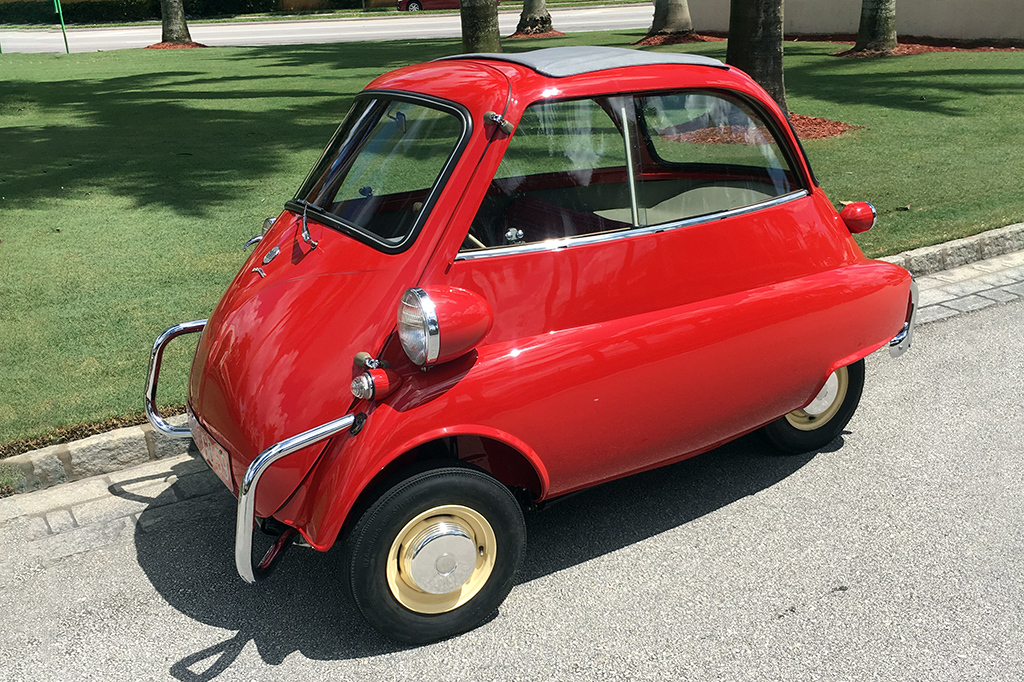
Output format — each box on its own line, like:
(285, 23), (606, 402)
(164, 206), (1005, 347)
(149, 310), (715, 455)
(888, 280), (919, 358)
(145, 319), (208, 437)
(234, 413), (358, 583)
(146, 320), (360, 584)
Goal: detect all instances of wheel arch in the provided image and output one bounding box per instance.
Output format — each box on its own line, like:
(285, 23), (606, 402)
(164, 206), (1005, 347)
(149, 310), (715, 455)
(325, 425), (548, 550)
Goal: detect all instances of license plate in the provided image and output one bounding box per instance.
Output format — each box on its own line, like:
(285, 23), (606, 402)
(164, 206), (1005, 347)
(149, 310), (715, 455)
(189, 411), (233, 489)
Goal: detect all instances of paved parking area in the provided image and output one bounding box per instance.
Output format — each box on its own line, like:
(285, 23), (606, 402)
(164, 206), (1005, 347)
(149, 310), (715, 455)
(1, 260), (1022, 680)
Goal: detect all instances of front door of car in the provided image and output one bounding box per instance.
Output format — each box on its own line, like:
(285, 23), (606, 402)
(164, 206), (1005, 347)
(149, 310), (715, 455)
(445, 90), (833, 496)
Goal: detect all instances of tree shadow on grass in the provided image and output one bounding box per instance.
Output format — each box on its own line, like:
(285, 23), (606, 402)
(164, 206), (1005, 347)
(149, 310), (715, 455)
(0, 70), (352, 217)
(127, 432), (826, 678)
(784, 45), (1024, 116)
(0, 37), (484, 218)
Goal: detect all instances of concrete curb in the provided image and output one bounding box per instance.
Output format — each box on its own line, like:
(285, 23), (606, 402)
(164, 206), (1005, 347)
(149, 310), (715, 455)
(3, 222), (1024, 499)
(3, 415), (196, 496)
(879, 222), (1024, 276)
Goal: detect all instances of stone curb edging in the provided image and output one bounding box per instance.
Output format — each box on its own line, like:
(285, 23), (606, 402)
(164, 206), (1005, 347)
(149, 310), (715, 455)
(4, 223), (1024, 498)
(2, 415), (196, 496)
(878, 222), (1024, 276)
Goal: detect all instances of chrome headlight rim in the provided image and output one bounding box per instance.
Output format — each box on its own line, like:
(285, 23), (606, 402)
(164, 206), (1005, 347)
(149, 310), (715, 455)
(399, 287), (440, 366)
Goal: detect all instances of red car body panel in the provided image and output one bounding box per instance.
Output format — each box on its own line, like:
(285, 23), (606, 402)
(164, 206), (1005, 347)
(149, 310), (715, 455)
(184, 53), (913, 550)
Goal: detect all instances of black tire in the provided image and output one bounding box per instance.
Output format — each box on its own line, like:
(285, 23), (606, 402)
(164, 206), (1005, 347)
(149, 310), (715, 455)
(760, 359), (865, 454)
(344, 466), (526, 644)
(407, 1), (422, 9)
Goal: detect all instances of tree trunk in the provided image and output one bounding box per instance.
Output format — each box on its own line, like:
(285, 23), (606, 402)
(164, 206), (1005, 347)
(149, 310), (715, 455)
(516, 0), (553, 35)
(461, 0), (502, 53)
(853, 0), (897, 53)
(726, 0), (787, 116)
(648, 0), (693, 36)
(160, 0), (192, 44)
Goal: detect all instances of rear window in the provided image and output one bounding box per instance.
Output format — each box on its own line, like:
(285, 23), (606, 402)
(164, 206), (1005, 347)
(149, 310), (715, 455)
(294, 97), (466, 251)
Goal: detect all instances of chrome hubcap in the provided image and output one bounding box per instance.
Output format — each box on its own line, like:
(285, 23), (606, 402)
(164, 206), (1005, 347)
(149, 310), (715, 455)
(785, 366), (850, 431)
(387, 505), (496, 614)
(804, 371), (839, 416)
(404, 522), (477, 594)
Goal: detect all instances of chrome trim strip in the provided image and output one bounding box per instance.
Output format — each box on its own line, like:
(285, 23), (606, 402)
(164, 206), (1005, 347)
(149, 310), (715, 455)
(145, 319), (207, 437)
(889, 279), (919, 358)
(620, 104), (640, 228)
(455, 190), (810, 261)
(235, 413), (357, 583)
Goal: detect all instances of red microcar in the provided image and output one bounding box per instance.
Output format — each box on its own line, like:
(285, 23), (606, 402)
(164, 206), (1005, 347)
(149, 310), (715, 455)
(145, 47), (918, 643)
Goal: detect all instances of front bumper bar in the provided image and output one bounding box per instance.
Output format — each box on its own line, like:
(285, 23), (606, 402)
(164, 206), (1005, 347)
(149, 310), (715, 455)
(145, 319), (208, 437)
(146, 320), (358, 584)
(234, 413), (357, 583)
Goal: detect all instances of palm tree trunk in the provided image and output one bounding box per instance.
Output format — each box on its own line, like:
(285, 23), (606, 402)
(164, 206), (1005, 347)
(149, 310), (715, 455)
(160, 0), (192, 44)
(461, 0), (502, 53)
(516, 0), (553, 35)
(726, 0), (787, 116)
(649, 0), (693, 36)
(853, 0), (897, 53)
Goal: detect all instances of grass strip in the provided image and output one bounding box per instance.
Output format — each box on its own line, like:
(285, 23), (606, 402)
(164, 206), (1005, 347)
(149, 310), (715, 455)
(1, 32), (1022, 449)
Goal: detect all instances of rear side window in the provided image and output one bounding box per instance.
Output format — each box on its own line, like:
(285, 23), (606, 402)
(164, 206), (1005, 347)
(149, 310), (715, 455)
(637, 92), (797, 222)
(461, 90), (802, 254)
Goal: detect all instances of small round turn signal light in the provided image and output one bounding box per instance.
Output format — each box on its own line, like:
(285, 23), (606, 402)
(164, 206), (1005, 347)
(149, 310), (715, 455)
(350, 368), (402, 401)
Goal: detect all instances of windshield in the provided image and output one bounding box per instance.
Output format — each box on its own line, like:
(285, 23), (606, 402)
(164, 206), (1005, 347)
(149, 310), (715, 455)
(294, 96), (466, 252)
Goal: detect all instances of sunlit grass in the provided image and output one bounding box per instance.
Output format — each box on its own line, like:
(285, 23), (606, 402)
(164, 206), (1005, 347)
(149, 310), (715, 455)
(1, 33), (1022, 446)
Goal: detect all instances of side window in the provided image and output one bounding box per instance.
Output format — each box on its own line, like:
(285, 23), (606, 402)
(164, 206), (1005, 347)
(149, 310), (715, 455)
(460, 91), (803, 254)
(637, 92), (798, 223)
(463, 97), (635, 251)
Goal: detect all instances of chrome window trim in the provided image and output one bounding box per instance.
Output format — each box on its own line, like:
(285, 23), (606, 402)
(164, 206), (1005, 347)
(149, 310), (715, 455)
(620, 103), (640, 228)
(455, 189), (809, 261)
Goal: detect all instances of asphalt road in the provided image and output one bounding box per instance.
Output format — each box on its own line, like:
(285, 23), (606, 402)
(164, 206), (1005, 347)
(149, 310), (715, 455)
(1, 295), (1021, 680)
(0, 6), (652, 54)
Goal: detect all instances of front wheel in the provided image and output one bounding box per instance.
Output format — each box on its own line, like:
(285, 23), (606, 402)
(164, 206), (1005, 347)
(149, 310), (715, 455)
(344, 466), (526, 644)
(407, 1), (422, 9)
(760, 359), (865, 454)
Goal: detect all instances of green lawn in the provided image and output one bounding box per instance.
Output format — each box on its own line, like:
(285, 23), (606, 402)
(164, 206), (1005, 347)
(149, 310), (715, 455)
(1, 33), (1023, 449)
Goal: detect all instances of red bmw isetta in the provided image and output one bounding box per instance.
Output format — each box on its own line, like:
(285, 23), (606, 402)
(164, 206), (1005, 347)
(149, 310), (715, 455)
(146, 47), (918, 643)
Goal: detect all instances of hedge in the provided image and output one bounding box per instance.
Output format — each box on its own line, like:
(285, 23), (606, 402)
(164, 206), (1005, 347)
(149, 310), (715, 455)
(0, 0), (363, 25)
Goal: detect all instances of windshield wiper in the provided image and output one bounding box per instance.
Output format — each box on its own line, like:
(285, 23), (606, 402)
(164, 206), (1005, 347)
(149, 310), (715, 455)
(298, 200), (319, 250)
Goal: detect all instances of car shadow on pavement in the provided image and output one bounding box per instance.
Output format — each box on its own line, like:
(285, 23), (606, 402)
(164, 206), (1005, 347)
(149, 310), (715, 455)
(127, 434), (831, 678)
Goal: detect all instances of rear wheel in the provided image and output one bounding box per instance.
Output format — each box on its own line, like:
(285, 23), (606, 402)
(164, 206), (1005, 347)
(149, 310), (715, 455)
(760, 360), (865, 454)
(407, 1), (422, 9)
(345, 466), (526, 643)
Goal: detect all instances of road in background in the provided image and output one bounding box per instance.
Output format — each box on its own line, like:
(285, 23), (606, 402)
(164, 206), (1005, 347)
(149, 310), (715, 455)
(0, 6), (652, 54)
(2, 296), (1022, 680)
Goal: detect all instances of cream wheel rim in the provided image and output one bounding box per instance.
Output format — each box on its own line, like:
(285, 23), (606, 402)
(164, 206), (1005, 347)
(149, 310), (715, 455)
(785, 367), (849, 431)
(386, 505), (496, 614)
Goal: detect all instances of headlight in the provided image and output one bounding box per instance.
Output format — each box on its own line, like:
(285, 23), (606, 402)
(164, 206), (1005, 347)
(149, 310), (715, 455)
(398, 288), (439, 367)
(397, 286), (493, 368)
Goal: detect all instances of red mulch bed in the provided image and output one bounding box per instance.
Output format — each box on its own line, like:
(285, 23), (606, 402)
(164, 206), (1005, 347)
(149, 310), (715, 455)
(836, 42), (1019, 57)
(822, 34), (1021, 57)
(506, 30), (566, 40)
(146, 41), (208, 49)
(789, 113), (863, 140)
(633, 32), (725, 47)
